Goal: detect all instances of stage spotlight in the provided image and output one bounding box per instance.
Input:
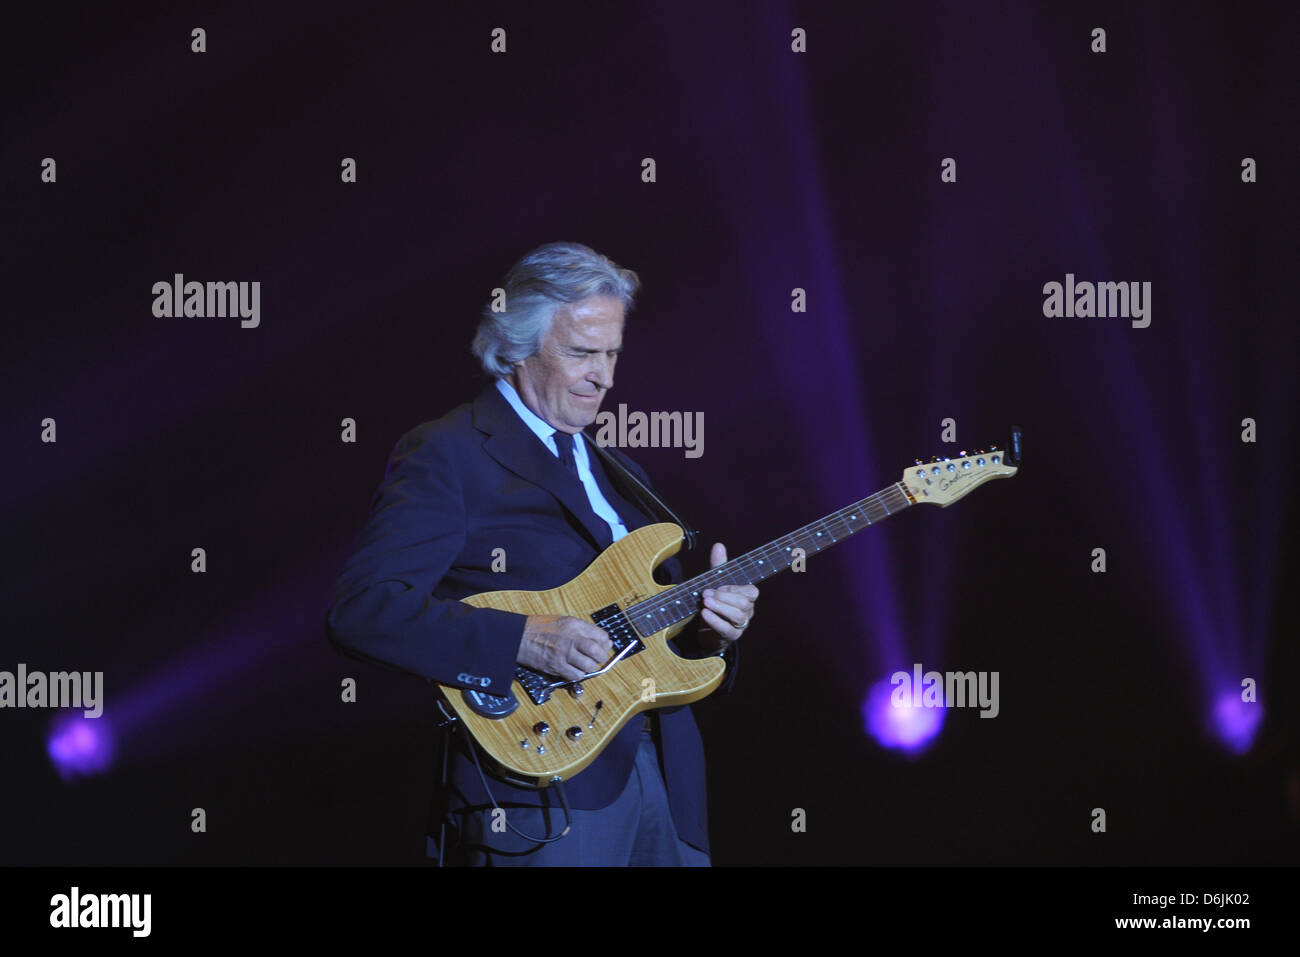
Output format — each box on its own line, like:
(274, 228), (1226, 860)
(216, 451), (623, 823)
(1210, 689), (1263, 755)
(47, 712), (115, 779)
(863, 676), (944, 754)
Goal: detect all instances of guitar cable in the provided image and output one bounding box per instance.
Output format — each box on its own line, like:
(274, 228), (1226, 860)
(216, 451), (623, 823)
(436, 698), (575, 855)
(466, 734), (575, 848)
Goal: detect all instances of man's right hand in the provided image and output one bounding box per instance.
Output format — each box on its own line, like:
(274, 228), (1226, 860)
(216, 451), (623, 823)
(517, 615), (614, 681)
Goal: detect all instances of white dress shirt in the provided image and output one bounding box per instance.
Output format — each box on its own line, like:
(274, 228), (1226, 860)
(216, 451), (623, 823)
(495, 378), (629, 542)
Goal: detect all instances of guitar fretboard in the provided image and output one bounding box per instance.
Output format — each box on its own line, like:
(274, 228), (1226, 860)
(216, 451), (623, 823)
(624, 482), (913, 637)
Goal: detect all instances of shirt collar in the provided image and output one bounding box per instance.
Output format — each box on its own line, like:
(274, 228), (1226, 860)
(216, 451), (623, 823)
(494, 379), (588, 466)
(495, 378), (554, 442)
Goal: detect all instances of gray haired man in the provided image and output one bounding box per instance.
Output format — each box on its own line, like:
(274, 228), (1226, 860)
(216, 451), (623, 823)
(328, 242), (758, 865)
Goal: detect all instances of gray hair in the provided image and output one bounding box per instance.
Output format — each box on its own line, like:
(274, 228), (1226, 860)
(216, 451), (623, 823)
(472, 242), (641, 377)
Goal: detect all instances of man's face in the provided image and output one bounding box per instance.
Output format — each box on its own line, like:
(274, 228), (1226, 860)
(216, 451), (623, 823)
(510, 295), (624, 435)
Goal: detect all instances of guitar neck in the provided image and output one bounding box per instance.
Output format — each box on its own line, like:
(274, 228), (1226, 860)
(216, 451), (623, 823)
(623, 482), (913, 637)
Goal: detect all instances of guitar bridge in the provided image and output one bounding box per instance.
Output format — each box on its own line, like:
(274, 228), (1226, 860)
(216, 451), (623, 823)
(514, 666), (555, 705)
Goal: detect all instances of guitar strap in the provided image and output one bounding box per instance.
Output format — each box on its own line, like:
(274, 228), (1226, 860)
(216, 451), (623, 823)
(583, 436), (698, 552)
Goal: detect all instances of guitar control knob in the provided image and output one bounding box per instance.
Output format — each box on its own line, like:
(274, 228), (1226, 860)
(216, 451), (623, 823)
(566, 727), (583, 741)
(533, 722), (550, 736)
(568, 683), (585, 698)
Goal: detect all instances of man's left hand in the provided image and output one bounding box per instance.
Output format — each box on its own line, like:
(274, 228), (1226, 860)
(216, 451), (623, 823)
(698, 542), (759, 654)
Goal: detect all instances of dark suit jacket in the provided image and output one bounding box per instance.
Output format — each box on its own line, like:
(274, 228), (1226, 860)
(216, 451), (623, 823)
(326, 380), (736, 854)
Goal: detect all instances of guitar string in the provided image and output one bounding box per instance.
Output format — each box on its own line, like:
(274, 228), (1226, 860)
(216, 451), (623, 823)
(621, 482), (914, 636)
(503, 462), (1004, 770)
(505, 481), (910, 775)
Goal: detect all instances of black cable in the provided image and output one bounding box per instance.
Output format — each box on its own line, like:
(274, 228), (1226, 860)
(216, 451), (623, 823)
(433, 698), (573, 855)
(462, 719), (573, 847)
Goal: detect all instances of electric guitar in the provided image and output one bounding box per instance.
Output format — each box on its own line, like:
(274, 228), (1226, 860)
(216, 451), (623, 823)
(435, 433), (1021, 787)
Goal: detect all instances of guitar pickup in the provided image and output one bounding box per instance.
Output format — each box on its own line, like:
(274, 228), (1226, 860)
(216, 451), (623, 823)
(591, 604), (643, 656)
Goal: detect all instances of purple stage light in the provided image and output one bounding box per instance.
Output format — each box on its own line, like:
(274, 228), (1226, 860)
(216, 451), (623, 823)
(41, 550), (343, 782)
(863, 676), (944, 754)
(47, 712), (115, 779)
(1209, 689), (1263, 755)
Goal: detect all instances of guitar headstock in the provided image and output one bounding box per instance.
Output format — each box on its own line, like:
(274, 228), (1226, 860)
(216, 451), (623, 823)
(901, 431), (1021, 507)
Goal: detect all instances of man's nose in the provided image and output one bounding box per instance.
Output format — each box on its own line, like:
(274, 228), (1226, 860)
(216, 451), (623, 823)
(589, 357), (614, 390)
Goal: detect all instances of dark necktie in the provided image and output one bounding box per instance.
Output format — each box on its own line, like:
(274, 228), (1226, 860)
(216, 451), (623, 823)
(586, 444), (649, 529)
(552, 430), (580, 480)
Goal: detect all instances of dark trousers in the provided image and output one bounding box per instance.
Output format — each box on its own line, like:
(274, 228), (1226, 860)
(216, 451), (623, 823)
(432, 723), (710, 866)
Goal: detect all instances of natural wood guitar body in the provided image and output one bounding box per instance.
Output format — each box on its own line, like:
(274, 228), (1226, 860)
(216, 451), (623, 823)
(437, 523), (725, 787)
(434, 433), (1021, 787)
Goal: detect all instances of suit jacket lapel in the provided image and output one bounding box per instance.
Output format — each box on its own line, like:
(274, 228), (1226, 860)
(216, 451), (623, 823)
(581, 436), (654, 530)
(472, 382), (612, 551)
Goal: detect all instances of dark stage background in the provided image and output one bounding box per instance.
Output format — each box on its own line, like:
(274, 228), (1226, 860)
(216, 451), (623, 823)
(3, 1), (1296, 867)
